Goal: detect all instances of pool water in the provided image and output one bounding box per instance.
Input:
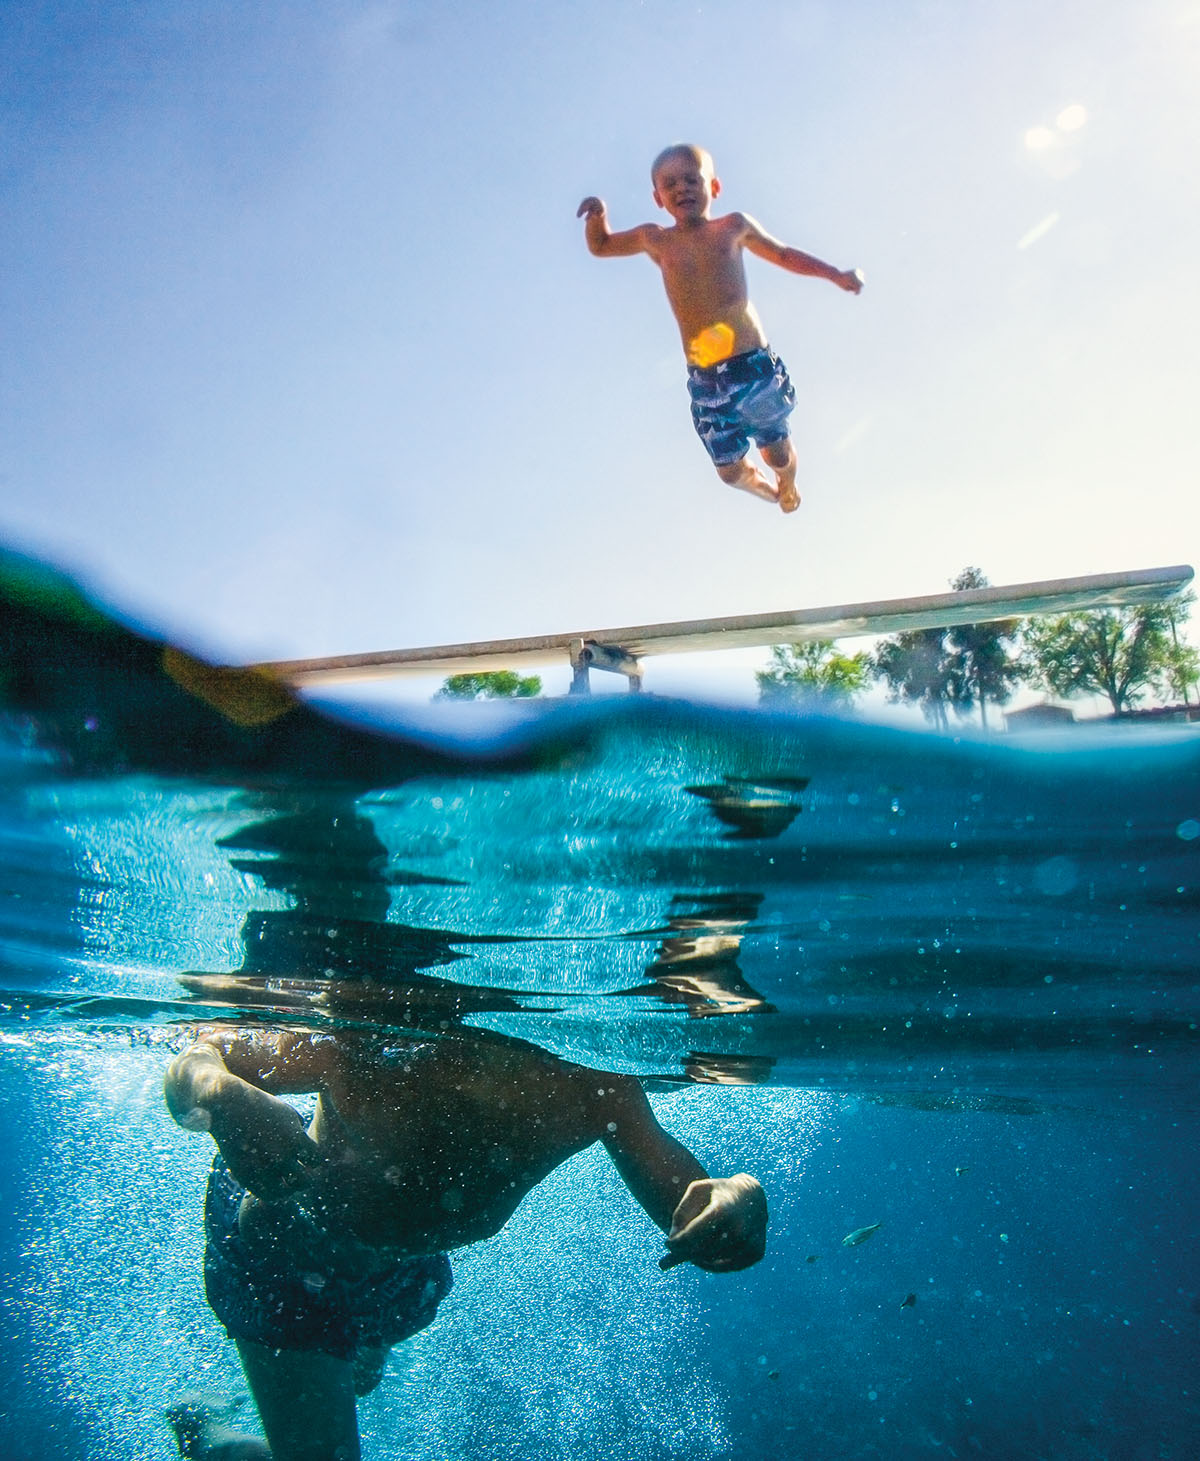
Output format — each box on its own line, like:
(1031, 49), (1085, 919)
(2, 550), (1198, 1460)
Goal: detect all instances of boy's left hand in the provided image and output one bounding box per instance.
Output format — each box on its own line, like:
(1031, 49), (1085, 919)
(837, 268), (864, 294)
(660, 1173), (768, 1272)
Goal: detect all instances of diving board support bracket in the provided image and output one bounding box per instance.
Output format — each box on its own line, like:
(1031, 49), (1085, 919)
(569, 639), (643, 695)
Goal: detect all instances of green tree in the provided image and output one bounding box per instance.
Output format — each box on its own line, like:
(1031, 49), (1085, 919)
(872, 567), (1021, 730)
(434, 670), (542, 701)
(1163, 594), (1200, 705)
(756, 640), (872, 707)
(1165, 638), (1200, 706)
(872, 626), (956, 728)
(1021, 593), (1197, 714)
(941, 567), (1022, 731)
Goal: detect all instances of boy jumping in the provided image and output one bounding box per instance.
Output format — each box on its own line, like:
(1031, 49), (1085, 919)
(578, 143), (862, 513)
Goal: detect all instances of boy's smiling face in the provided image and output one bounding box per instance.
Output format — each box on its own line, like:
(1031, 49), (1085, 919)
(652, 147), (720, 223)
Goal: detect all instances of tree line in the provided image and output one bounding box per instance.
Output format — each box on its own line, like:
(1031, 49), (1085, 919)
(434, 567), (1196, 721)
(757, 567), (1198, 726)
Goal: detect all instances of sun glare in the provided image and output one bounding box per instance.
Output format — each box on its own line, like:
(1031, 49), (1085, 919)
(1026, 104), (1088, 155)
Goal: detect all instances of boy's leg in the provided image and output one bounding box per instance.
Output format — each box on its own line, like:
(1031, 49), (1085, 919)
(236, 1340), (362, 1461)
(760, 438), (799, 513)
(715, 455), (779, 504)
(352, 1343), (390, 1397)
(691, 386), (777, 503)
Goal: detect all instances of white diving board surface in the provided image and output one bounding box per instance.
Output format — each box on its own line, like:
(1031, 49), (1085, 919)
(256, 565), (1194, 690)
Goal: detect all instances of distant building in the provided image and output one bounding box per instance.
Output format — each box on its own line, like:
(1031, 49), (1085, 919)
(1005, 700), (1200, 730)
(1004, 702), (1076, 732)
(1099, 703), (1200, 724)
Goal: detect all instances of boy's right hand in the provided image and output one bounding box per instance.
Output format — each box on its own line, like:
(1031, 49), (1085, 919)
(577, 196), (605, 220)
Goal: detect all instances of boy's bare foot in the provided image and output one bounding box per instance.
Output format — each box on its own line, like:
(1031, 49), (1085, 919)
(759, 440), (800, 514)
(717, 458), (779, 505)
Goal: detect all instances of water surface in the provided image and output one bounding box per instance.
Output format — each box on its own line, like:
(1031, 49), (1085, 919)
(2, 551), (1197, 1459)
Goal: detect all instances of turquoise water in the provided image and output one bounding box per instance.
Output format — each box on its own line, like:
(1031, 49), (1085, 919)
(2, 551), (1198, 1459)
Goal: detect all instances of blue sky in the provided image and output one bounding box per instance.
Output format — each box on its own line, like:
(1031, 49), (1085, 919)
(3, 0), (1198, 701)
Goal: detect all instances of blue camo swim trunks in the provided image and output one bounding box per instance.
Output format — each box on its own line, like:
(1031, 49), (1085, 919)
(203, 1156), (452, 1360)
(686, 347), (796, 466)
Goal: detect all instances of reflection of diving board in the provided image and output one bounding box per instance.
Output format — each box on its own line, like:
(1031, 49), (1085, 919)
(257, 565), (1194, 694)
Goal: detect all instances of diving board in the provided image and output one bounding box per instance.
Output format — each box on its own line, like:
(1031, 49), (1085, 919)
(255, 565), (1193, 693)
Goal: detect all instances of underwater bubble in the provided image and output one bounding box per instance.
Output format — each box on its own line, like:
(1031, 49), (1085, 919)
(1034, 855), (1078, 896)
(1175, 820), (1200, 841)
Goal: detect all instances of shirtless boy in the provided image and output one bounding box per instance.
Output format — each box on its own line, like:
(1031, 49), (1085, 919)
(164, 1023), (768, 1461)
(578, 143), (862, 512)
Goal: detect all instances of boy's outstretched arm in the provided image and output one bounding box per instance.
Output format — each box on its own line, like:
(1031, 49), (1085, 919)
(740, 214), (863, 293)
(599, 1078), (768, 1272)
(577, 196), (659, 258)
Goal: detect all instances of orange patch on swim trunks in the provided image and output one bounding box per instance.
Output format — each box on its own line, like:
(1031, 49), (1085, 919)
(687, 322), (736, 368)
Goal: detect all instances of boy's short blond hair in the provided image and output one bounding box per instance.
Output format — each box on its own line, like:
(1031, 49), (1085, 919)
(651, 143), (714, 184)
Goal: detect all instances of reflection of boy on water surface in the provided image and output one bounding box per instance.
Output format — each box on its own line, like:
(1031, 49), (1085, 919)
(165, 1021), (767, 1461)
